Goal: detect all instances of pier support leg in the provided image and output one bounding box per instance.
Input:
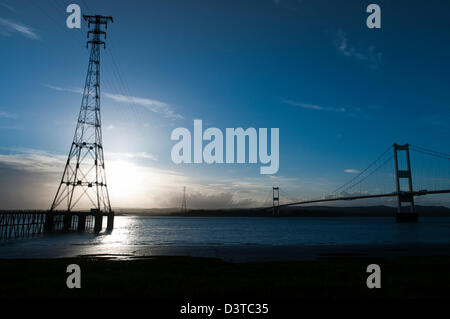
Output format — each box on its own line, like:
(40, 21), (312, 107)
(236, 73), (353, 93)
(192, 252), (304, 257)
(44, 213), (54, 233)
(94, 214), (103, 232)
(107, 212), (114, 231)
(77, 214), (86, 232)
(63, 214), (72, 231)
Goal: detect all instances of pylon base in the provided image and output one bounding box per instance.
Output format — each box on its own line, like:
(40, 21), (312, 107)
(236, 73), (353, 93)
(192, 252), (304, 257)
(107, 212), (114, 231)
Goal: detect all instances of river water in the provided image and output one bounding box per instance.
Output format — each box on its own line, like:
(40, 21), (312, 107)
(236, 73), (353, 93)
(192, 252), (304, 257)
(1, 216), (450, 260)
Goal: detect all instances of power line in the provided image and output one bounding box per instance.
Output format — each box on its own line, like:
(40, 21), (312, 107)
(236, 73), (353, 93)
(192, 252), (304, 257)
(410, 145), (450, 160)
(338, 155), (394, 194)
(328, 145), (393, 195)
(28, 1), (142, 127)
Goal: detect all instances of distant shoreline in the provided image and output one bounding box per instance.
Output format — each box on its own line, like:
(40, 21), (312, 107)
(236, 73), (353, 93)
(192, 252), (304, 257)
(114, 205), (450, 217)
(1, 205), (449, 217)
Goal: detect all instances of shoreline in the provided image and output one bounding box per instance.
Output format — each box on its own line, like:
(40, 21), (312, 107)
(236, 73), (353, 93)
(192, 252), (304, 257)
(78, 243), (450, 262)
(2, 242), (450, 261)
(113, 206), (450, 218)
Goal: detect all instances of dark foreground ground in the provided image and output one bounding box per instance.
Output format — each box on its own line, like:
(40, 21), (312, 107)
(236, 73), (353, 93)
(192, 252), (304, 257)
(0, 256), (449, 300)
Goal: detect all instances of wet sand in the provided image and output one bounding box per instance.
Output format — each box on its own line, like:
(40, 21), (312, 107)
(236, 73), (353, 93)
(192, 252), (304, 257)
(79, 243), (450, 261)
(2, 240), (450, 261)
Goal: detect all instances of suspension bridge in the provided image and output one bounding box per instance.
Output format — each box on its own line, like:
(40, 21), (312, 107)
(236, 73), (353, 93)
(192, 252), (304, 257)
(270, 143), (450, 222)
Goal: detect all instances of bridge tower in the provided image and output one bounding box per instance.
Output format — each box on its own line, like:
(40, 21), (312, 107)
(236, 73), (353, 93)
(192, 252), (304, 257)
(393, 143), (418, 222)
(273, 187), (280, 216)
(49, 15), (114, 231)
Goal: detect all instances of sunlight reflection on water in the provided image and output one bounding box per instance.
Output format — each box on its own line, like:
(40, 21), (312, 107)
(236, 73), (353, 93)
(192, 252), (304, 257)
(1, 216), (450, 259)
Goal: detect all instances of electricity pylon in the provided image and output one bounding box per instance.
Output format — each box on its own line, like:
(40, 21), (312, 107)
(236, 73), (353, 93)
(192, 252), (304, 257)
(181, 186), (187, 214)
(50, 15), (113, 213)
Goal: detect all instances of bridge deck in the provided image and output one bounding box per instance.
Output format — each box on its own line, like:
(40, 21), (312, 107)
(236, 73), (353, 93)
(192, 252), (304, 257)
(278, 189), (450, 208)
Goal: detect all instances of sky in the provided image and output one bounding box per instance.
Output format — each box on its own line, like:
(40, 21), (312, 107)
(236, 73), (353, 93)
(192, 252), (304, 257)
(0, 0), (449, 210)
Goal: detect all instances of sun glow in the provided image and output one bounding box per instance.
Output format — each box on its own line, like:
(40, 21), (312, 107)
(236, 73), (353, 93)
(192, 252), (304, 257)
(106, 159), (184, 208)
(107, 160), (142, 198)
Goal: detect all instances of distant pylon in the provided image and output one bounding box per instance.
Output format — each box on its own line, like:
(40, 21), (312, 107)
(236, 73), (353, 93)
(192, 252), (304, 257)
(273, 187), (279, 216)
(50, 15), (114, 213)
(181, 186), (187, 214)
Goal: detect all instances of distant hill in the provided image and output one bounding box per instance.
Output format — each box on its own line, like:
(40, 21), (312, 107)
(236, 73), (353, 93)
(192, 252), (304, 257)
(115, 205), (450, 217)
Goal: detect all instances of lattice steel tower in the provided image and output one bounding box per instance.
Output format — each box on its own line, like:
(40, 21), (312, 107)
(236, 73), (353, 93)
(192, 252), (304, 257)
(181, 186), (187, 214)
(50, 15), (113, 213)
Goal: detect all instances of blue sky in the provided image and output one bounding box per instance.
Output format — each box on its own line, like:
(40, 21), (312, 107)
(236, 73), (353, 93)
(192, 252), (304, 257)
(0, 0), (449, 209)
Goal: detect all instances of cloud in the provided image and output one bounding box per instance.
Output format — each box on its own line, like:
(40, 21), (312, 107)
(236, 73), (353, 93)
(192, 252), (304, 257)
(0, 125), (23, 130)
(0, 148), (303, 209)
(163, 174), (308, 209)
(2, 148), (426, 210)
(273, 0), (304, 10)
(0, 2), (15, 12)
(42, 84), (83, 94)
(0, 149), (158, 174)
(106, 151), (158, 162)
(0, 149), (66, 173)
(282, 99), (346, 113)
(161, 183), (257, 209)
(173, 191), (257, 210)
(420, 113), (450, 131)
(43, 84), (183, 120)
(0, 110), (20, 130)
(344, 169), (361, 174)
(323, 190), (369, 200)
(335, 29), (381, 69)
(0, 17), (39, 40)
(0, 148), (173, 209)
(103, 92), (183, 120)
(0, 110), (17, 119)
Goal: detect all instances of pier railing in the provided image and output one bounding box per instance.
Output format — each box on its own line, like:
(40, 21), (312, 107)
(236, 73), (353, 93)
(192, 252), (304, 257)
(0, 211), (46, 240)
